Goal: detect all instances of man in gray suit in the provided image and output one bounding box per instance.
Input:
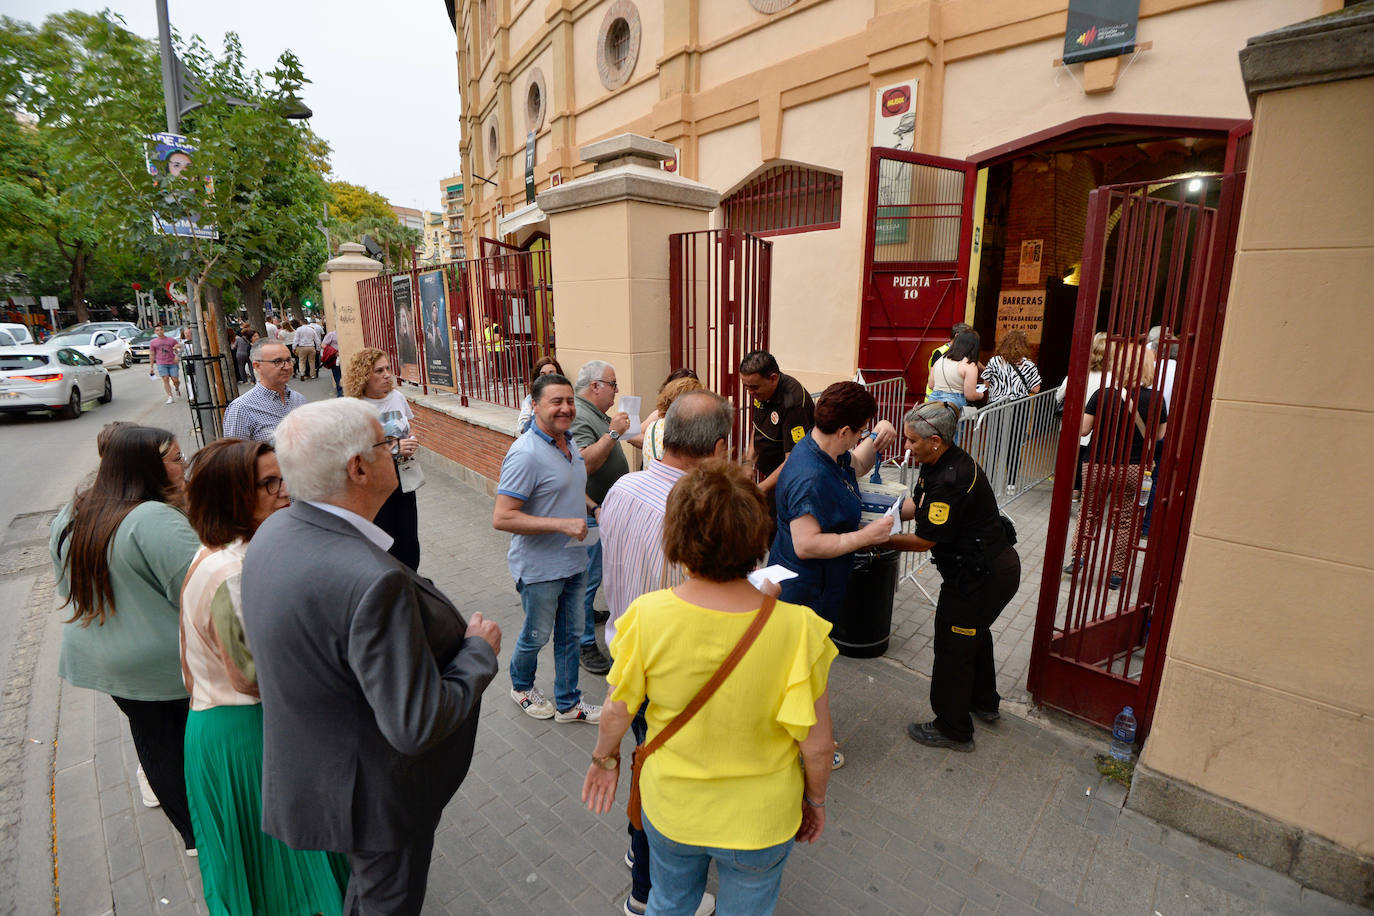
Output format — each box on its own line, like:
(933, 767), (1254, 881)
(242, 399), (501, 915)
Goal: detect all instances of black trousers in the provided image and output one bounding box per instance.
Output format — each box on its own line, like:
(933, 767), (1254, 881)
(931, 547), (1021, 742)
(110, 695), (195, 849)
(345, 832), (436, 916)
(373, 482), (421, 571)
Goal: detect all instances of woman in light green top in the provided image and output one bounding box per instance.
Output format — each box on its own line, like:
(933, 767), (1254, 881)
(51, 424), (200, 853)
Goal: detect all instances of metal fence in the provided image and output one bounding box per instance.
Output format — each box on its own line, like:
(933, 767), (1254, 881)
(859, 372), (908, 450)
(355, 245), (554, 410)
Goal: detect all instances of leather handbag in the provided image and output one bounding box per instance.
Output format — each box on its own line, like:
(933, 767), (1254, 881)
(626, 594), (777, 830)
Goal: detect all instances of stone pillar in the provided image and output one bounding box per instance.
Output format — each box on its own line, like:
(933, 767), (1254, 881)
(318, 271), (333, 335)
(537, 134), (719, 451)
(324, 242), (382, 364)
(1130, 7), (1374, 908)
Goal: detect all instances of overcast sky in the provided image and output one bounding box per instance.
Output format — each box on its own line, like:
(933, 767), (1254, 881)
(7, 0), (463, 213)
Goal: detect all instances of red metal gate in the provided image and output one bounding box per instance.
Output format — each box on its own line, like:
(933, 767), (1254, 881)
(1028, 171), (1246, 734)
(669, 229), (772, 458)
(358, 273), (402, 384)
(858, 148), (978, 401)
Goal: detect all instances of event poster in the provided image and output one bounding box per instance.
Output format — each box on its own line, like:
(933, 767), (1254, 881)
(1018, 239), (1044, 285)
(391, 275), (421, 385)
(417, 269), (455, 391)
(873, 78), (918, 246)
(145, 132), (217, 239)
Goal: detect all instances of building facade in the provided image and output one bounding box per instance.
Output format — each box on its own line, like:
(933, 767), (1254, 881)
(440, 175), (467, 260)
(451, 0), (1328, 392)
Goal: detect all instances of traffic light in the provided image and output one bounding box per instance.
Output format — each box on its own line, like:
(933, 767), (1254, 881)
(303, 297), (314, 310)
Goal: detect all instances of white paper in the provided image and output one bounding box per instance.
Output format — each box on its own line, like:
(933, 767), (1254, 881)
(747, 565), (799, 590)
(619, 396), (642, 438)
(883, 498), (903, 535)
(566, 526), (599, 549)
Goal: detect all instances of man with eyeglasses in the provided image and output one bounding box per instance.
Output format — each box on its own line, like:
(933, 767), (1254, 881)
(569, 360), (632, 675)
(223, 340), (308, 442)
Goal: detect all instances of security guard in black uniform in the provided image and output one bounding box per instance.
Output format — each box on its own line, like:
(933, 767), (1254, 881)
(889, 401), (1020, 752)
(739, 349), (815, 499)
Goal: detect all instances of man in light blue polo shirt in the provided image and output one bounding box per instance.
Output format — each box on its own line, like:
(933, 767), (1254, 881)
(492, 373), (601, 724)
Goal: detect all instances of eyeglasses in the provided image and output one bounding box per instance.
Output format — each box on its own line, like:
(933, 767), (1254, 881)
(255, 357), (292, 367)
(373, 435), (401, 455)
(594, 378), (619, 392)
(256, 475), (285, 496)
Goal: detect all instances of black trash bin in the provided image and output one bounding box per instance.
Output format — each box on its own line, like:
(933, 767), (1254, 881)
(832, 547), (899, 658)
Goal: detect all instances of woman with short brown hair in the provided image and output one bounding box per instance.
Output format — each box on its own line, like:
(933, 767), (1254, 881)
(583, 459), (836, 916)
(180, 438), (350, 914)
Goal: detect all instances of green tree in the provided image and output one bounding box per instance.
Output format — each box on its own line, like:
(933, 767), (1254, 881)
(0, 11), (163, 323)
(327, 180), (394, 223)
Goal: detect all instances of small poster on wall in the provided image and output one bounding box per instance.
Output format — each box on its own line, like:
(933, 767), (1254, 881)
(996, 290), (1047, 345)
(872, 77), (919, 247)
(1018, 239), (1044, 285)
(1063, 0), (1140, 64)
(417, 270), (455, 391)
(392, 274), (422, 385)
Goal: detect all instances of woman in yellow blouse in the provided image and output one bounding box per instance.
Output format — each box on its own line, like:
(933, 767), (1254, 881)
(582, 460), (836, 916)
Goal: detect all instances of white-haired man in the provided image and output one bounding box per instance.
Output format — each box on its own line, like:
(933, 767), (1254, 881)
(241, 399), (501, 914)
(570, 359), (632, 675)
(222, 338), (307, 441)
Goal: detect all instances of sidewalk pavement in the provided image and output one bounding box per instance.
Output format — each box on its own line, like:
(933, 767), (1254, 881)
(32, 417), (1369, 915)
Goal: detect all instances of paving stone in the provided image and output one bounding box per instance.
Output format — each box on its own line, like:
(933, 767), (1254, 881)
(1077, 840), (1159, 915)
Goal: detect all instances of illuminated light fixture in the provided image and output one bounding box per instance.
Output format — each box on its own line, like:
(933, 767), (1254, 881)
(1187, 178), (1204, 193)
(1063, 263), (1082, 287)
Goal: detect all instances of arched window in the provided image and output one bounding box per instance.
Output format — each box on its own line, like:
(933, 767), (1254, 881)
(722, 164), (842, 236)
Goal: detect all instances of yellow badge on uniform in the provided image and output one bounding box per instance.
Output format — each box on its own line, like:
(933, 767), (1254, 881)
(951, 625), (977, 636)
(790, 426), (805, 444)
(928, 501), (950, 525)
(753, 398), (762, 408)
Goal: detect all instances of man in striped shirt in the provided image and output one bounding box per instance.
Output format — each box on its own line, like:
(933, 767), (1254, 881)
(599, 389), (732, 916)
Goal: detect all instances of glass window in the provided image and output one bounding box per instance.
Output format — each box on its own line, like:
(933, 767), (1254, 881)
(0, 354), (48, 371)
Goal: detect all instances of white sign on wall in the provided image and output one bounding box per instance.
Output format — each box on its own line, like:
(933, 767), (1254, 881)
(873, 78), (918, 151)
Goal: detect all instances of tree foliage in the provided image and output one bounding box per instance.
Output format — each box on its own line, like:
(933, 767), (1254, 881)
(327, 180), (393, 223)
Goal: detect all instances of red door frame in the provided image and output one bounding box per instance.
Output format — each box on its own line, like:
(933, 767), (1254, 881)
(858, 147), (977, 393)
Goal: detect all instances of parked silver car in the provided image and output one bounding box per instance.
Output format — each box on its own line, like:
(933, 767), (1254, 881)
(46, 329), (134, 368)
(0, 345), (111, 419)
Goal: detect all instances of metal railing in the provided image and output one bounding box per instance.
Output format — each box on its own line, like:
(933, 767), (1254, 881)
(859, 372), (908, 445)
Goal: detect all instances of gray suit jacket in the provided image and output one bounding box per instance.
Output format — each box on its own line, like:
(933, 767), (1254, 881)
(241, 500), (497, 852)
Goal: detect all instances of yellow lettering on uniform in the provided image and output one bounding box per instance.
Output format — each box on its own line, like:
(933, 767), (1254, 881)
(951, 625), (977, 636)
(928, 501), (950, 525)
(753, 398), (762, 408)
(791, 426), (805, 444)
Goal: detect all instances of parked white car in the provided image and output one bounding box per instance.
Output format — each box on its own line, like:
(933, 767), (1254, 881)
(0, 345), (111, 419)
(0, 323), (35, 345)
(46, 329), (134, 368)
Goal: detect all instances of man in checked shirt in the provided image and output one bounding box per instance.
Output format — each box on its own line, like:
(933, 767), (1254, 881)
(598, 389), (733, 916)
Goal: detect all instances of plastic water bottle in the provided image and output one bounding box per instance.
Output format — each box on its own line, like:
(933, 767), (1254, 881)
(1110, 707), (1137, 760)
(1137, 471), (1152, 506)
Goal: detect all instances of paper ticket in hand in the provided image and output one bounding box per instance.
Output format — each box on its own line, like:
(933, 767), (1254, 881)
(567, 526), (600, 549)
(619, 395), (642, 438)
(883, 498), (903, 535)
(747, 565), (798, 590)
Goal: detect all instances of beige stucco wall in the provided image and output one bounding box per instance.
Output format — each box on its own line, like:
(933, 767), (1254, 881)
(697, 0), (869, 89)
(939, 0), (1321, 159)
(1140, 75), (1374, 854)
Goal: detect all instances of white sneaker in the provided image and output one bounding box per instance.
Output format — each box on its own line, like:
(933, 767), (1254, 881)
(136, 765), (159, 808)
(510, 686), (555, 719)
(554, 700), (601, 724)
(164, 396), (174, 404)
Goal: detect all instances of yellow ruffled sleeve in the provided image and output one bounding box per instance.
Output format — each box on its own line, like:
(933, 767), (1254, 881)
(775, 605), (839, 742)
(607, 600), (647, 711)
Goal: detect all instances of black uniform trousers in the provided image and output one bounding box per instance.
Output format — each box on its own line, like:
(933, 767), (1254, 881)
(110, 696), (196, 850)
(931, 545), (1021, 743)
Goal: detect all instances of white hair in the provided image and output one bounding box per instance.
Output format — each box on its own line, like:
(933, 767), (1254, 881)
(575, 360), (612, 393)
(272, 399), (382, 502)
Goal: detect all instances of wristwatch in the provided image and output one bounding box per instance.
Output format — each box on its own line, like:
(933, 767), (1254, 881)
(592, 753), (620, 770)
(609, 429), (621, 441)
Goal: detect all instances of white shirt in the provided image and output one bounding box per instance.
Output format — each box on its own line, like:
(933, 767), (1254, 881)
(265, 322), (279, 340)
(306, 501), (395, 551)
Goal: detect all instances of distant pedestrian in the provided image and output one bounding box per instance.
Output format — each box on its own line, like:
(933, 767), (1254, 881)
(321, 326), (342, 397)
(980, 330), (1042, 492)
(639, 375), (705, 472)
(492, 372), (601, 725)
(280, 320), (297, 375)
(599, 390), (731, 916)
(926, 323), (972, 397)
(221, 340), (307, 443)
(571, 360), (632, 676)
(927, 329), (983, 411)
(148, 325), (183, 403)
(1056, 331), (1110, 500)
(294, 319), (321, 380)
(346, 348), (422, 570)
(242, 399), (500, 915)
(583, 460), (837, 916)
(233, 326), (256, 384)
(50, 425), (199, 854)
(181, 438), (349, 915)
(518, 356), (564, 434)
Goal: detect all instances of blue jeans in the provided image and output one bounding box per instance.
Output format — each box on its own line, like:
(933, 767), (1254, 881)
(509, 573), (585, 712)
(628, 702), (650, 904)
(582, 516), (601, 648)
(643, 813), (793, 916)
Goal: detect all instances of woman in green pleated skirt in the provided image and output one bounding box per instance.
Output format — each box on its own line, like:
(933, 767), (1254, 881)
(180, 440), (349, 915)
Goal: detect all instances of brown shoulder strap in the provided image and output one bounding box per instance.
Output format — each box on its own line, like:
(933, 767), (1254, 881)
(638, 594), (776, 760)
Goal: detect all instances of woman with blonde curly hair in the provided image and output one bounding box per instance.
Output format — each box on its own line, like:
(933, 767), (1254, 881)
(640, 375), (706, 470)
(344, 348), (423, 569)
